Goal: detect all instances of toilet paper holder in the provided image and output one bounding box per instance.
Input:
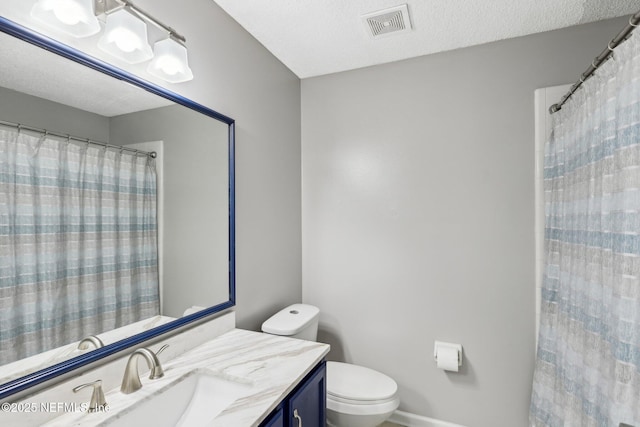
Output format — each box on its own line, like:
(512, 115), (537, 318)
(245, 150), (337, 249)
(433, 341), (463, 367)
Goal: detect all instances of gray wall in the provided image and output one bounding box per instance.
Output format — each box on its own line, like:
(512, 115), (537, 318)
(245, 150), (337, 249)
(147, 0), (303, 329)
(191, 0), (304, 329)
(108, 0), (303, 330)
(0, 86), (108, 141)
(110, 105), (229, 318)
(301, 17), (627, 427)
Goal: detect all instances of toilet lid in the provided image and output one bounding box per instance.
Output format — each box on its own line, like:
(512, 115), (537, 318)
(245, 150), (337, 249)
(327, 362), (397, 402)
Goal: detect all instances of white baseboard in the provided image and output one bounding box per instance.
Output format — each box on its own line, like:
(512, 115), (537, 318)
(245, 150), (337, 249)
(388, 410), (466, 427)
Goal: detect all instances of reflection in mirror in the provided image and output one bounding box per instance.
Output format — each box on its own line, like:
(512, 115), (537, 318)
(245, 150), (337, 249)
(0, 27), (231, 388)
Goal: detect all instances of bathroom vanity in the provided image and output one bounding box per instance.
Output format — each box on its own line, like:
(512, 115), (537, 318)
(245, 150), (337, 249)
(14, 318), (330, 426)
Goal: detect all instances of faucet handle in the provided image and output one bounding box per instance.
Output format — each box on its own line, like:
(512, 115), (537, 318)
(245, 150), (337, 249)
(149, 344), (169, 379)
(73, 379), (107, 412)
(155, 344), (169, 357)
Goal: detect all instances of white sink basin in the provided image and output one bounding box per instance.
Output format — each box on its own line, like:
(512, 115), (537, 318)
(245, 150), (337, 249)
(107, 370), (252, 427)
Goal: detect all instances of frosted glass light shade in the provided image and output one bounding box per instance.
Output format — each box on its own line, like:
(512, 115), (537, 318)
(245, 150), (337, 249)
(98, 8), (153, 64)
(31, 0), (100, 38)
(147, 38), (194, 83)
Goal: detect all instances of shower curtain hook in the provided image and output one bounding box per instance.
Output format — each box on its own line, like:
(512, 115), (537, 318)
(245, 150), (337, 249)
(607, 41), (616, 52)
(629, 16), (638, 27)
(17, 124), (22, 134)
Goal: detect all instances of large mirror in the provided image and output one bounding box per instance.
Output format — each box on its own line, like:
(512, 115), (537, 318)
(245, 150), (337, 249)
(0, 17), (235, 399)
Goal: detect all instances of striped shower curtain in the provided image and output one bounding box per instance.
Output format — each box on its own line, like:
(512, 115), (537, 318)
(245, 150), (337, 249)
(530, 34), (640, 426)
(0, 128), (159, 365)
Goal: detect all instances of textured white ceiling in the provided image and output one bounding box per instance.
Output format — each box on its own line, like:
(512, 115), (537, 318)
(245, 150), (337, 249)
(212, 0), (640, 78)
(0, 31), (172, 117)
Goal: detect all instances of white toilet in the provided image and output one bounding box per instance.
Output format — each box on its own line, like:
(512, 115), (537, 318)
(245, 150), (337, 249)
(262, 304), (400, 427)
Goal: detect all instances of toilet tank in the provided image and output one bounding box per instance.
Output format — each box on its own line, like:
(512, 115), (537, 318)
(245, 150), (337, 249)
(261, 304), (320, 341)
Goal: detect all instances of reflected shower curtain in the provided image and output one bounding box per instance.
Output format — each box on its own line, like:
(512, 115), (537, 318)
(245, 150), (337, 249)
(530, 35), (640, 426)
(0, 129), (159, 364)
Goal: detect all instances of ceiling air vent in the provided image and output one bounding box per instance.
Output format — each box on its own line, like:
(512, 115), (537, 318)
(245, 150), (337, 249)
(362, 4), (412, 38)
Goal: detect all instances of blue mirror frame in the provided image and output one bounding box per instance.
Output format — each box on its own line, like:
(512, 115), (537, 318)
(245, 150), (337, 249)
(0, 16), (235, 400)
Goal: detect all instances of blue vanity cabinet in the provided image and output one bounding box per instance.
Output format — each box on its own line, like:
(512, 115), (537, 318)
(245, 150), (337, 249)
(259, 360), (326, 427)
(261, 406), (284, 427)
(286, 360), (326, 427)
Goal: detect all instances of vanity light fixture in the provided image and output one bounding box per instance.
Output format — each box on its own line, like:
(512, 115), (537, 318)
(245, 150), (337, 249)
(97, 7), (152, 64)
(29, 0), (193, 82)
(31, 0), (100, 38)
(147, 36), (193, 83)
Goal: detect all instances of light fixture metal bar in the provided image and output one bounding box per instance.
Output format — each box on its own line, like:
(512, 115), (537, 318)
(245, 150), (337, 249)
(94, 0), (186, 43)
(94, 0), (124, 18)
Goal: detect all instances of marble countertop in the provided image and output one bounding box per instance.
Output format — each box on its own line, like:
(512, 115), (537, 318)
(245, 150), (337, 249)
(42, 329), (330, 427)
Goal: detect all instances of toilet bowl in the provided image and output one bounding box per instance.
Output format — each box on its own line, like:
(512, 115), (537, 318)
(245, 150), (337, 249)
(326, 361), (399, 427)
(262, 304), (400, 427)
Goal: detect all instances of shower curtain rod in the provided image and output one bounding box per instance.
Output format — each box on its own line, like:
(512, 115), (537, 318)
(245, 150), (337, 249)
(0, 119), (157, 158)
(549, 10), (640, 114)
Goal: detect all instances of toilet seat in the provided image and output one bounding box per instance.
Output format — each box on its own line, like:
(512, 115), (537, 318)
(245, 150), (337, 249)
(328, 393), (398, 406)
(326, 361), (398, 405)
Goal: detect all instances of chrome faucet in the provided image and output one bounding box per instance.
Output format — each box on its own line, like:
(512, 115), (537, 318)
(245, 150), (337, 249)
(120, 344), (169, 394)
(77, 335), (104, 350)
